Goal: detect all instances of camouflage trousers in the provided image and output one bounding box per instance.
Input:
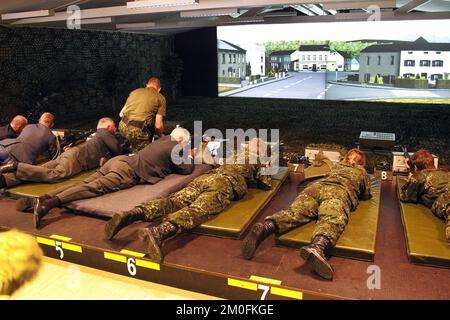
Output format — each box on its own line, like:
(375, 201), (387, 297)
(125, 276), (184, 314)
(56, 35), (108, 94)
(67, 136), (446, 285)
(432, 190), (450, 244)
(266, 183), (352, 246)
(137, 173), (235, 231)
(119, 120), (150, 153)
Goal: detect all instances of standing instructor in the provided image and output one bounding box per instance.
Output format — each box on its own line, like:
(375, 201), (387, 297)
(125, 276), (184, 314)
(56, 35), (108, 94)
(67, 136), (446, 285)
(119, 77), (166, 153)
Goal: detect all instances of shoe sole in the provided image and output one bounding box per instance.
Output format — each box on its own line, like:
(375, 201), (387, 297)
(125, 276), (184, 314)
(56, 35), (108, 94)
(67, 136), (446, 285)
(16, 198), (33, 212)
(104, 214), (122, 240)
(242, 223), (263, 260)
(138, 229), (163, 263)
(32, 198), (40, 229)
(299, 247), (333, 280)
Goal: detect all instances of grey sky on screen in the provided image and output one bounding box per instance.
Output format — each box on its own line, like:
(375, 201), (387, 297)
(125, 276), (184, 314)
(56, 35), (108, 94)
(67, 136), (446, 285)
(217, 19), (450, 45)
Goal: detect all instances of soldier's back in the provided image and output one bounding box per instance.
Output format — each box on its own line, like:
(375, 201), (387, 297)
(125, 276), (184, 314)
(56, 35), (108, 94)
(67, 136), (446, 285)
(124, 87), (162, 122)
(417, 169), (449, 208)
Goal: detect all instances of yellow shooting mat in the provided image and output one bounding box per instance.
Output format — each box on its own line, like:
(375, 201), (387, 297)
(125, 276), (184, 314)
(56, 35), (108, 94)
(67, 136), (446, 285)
(397, 177), (450, 268)
(6, 171), (95, 198)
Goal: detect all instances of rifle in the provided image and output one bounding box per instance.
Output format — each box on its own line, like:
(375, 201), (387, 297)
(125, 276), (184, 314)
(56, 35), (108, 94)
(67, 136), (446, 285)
(402, 146), (414, 174)
(59, 129), (96, 150)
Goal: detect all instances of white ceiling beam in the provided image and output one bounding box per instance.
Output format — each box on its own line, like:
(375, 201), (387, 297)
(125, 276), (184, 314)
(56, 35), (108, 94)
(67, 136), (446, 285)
(9, 0), (353, 25)
(6, 0), (450, 27)
(395, 0), (432, 14)
(1, 10), (54, 21)
(117, 15), (265, 31)
(323, 1), (396, 10)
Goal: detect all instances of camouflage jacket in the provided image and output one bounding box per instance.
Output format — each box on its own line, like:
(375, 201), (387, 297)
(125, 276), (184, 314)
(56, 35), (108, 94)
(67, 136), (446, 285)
(400, 169), (449, 208)
(315, 162), (372, 209)
(213, 152), (272, 200)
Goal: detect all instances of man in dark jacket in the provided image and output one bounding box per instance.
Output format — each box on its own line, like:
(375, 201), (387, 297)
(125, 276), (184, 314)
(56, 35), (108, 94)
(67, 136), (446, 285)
(0, 118), (123, 189)
(32, 127), (195, 228)
(0, 113), (57, 165)
(0, 116), (28, 140)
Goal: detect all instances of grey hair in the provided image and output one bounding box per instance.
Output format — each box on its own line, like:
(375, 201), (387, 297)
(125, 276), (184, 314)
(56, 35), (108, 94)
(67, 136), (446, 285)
(170, 127), (191, 144)
(97, 117), (115, 129)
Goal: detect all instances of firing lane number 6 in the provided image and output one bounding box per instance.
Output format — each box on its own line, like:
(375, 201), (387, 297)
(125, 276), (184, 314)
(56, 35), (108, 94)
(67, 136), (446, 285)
(127, 258), (137, 276)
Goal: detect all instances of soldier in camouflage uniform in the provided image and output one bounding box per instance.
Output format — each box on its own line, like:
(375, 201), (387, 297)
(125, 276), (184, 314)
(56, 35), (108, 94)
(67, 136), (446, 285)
(119, 77), (166, 153)
(242, 149), (371, 280)
(399, 149), (449, 245)
(118, 122), (150, 153)
(104, 138), (272, 263)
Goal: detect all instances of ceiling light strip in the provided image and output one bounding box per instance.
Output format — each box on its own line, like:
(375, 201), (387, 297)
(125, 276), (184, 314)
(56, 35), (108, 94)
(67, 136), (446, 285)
(81, 17), (113, 24)
(116, 22), (157, 29)
(180, 8), (239, 18)
(127, 0), (199, 9)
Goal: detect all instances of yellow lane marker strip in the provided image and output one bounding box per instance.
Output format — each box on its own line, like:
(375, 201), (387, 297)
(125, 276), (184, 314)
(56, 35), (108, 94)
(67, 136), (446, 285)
(62, 243), (83, 253)
(104, 252), (160, 271)
(136, 259), (160, 271)
(104, 252), (127, 263)
(120, 249), (146, 258)
(270, 287), (303, 300)
(36, 237), (55, 246)
(249, 275), (282, 286)
(227, 278), (258, 291)
(50, 234), (72, 242)
(37, 236), (82, 253)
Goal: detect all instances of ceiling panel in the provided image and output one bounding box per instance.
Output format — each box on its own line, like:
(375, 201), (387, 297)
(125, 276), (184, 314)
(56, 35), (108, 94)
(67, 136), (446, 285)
(0, 0), (449, 35)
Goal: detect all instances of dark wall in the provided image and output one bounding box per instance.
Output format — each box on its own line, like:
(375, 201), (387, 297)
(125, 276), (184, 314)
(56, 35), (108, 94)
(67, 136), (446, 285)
(0, 26), (174, 125)
(174, 27), (218, 97)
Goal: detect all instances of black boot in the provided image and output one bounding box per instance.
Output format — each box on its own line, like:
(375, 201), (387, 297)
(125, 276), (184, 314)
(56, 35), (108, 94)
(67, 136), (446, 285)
(105, 208), (145, 240)
(16, 195), (51, 212)
(242, 220), (277, 260)
(0, 161), (17, 174)
(299, 236), (334, 280)
(0, 175), (6, 189)
(33, 196), (60, 229)
(138, 221), (178, 263)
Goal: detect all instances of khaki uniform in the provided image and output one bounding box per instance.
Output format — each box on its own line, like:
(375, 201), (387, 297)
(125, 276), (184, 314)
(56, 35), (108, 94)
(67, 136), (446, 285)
(267, 162), (371, 246)
(400, 169), (449, 243)
(138, 161), (272, 231)
(119, 87), (166, 153)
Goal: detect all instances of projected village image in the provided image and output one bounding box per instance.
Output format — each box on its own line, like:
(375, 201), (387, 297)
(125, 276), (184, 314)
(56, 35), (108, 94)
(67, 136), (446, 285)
(217, 21), (450, 102)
